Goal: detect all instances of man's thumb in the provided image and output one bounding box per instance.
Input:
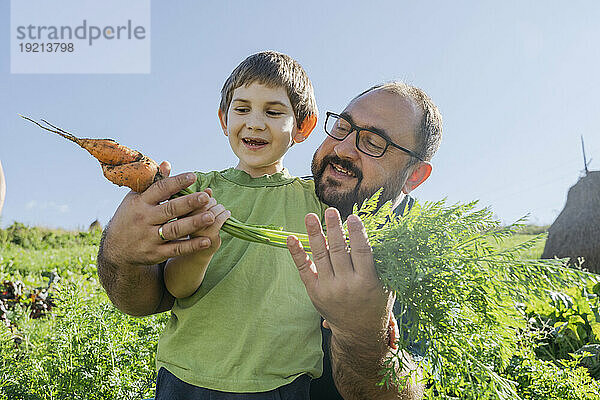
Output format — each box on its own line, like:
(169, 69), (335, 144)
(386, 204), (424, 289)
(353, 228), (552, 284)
(159, 161), (171, 177)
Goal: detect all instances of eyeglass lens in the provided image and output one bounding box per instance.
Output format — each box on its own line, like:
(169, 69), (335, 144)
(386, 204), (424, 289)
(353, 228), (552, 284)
(326, 114), (388, 157)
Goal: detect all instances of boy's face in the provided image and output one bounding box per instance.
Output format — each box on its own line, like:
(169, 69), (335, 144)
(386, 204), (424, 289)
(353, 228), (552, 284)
(220, 82), (301, 178)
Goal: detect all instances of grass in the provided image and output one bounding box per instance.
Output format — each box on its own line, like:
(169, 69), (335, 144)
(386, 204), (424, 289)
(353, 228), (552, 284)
(1, 245), (98, 276)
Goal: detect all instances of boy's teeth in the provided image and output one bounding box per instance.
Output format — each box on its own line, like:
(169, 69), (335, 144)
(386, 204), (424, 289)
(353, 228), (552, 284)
(243, 138), (268, 145)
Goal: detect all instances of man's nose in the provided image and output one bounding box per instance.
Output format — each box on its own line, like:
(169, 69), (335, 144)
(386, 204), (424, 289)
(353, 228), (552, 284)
(334, 131), (360, 160)
(246, 111), (266, 130)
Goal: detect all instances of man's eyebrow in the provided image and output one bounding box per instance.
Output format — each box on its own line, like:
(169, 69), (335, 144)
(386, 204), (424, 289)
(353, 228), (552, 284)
(339, 112), (392, 140)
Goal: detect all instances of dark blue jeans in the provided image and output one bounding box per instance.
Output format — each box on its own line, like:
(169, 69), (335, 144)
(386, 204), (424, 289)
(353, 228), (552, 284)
(154, 367), (311, 400)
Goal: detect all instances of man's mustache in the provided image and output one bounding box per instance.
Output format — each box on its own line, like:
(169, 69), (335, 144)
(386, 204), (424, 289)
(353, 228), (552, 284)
(318, 155), (363, 182)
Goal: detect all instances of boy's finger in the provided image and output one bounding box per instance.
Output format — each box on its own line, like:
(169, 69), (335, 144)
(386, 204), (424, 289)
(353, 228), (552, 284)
(346, 215), (378, 281)
(143, 172), (197, 205)
(213, 209), (231, 230)
(287, 235), (318, 293)
(150, 191), (211, 225)
(204, 205), (230, 231)
(305, 213), (334, 279)
(324, 208), (353, 277)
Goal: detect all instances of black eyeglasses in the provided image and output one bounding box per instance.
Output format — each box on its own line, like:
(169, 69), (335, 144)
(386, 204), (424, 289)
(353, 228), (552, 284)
(324, 112), (424, 160)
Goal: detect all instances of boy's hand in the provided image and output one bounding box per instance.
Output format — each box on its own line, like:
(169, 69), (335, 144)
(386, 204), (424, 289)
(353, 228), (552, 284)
(186, 188), (231, 257)
(162, 189), (230, 299)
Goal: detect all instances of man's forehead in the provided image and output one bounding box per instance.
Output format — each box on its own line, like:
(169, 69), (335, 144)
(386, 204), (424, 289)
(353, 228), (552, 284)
(342, 89), (421, 144)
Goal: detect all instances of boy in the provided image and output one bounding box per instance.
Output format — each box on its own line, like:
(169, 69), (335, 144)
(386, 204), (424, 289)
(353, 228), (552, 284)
(155, 51), (326, 399)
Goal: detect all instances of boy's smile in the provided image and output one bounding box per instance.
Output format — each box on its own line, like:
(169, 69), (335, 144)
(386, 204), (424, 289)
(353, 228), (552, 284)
(220, 82), (302, 178)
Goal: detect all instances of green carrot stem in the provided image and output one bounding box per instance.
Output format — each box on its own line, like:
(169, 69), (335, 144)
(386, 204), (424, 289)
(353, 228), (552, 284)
(226, 218), (310, 241)
(174, 188), (312, 252)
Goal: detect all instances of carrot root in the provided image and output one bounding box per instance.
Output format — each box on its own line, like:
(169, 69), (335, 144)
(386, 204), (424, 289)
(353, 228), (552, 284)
(101, 157), (161, 192)
(22, 115), (162, 192)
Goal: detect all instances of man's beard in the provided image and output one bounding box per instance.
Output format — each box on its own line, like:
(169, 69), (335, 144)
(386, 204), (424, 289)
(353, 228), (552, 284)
(311, 153), (408, 219)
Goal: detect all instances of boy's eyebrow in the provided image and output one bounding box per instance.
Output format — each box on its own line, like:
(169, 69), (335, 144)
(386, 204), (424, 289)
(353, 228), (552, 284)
(231, 98), (291, 108)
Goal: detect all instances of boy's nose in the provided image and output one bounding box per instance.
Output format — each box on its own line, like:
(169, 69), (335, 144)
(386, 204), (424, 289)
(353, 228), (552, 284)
(246, 111), (266, 130)
(334, 132), (360, 160)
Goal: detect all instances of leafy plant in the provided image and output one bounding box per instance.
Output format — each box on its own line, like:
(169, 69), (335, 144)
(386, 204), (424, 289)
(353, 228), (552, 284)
(352, 192), (597, 399)
(505, 351), (600, 400)
(526, 284), (600, 378)
(0, 276), (167, 400)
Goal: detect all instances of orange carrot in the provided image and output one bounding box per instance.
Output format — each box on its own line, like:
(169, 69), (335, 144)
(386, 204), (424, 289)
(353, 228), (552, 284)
(21, 116), (162, 192)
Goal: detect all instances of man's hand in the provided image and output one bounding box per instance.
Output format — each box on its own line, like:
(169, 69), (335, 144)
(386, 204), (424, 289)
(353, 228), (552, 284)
(98, 161), (227, 316)
(287, 208), (422, 400)
(287, 208), (393, 339)
(102, 162), (223, 269)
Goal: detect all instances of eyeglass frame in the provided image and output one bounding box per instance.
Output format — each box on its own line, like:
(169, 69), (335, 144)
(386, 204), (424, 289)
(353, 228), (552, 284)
(324, 111), (424, 161)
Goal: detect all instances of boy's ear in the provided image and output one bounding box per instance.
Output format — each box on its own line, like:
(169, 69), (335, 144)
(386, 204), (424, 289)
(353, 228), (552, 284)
(293, 115), (317, 144)
(402, 162), (432, 194)
(218, 109), (228, 136)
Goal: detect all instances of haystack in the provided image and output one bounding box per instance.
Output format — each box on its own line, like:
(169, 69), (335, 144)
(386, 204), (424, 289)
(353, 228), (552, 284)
(88, 219), (102, 232)
(542, 171), (600, 272)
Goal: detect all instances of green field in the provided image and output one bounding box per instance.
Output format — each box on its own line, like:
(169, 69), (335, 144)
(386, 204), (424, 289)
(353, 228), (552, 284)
(1, 222), (599, 399)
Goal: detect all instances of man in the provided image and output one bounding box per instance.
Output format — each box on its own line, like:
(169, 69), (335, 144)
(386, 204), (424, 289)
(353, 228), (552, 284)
(97, 81), (442, 399)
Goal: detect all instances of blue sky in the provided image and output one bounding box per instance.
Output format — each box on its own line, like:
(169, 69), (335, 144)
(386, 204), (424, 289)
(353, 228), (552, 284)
(2, 1), (599, 230)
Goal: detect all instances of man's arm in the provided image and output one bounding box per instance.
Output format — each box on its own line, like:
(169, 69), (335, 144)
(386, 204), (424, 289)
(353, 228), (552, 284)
(98, 235), (174, 316)
(287, 208), (424, 399)
(327, 318), (423, 400)
(97, 163), (228, 316)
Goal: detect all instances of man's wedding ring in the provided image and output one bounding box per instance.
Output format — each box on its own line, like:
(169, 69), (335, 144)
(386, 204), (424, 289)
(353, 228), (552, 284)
(158, 225), (167, 241)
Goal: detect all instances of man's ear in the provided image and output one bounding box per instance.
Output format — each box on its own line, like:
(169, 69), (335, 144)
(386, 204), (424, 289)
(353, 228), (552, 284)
(293, 115), (317, 144)
(218, 109), (228, 136)
(402, 162), (432, 194)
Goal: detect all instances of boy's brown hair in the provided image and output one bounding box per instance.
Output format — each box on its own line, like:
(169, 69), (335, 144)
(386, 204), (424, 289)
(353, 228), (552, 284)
(220, 51), (318, 129)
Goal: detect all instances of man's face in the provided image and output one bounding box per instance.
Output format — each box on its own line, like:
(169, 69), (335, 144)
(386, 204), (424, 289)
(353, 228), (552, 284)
(312, 89), (422, 217)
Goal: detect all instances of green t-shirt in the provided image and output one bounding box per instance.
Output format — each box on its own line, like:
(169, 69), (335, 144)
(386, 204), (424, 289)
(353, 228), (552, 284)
(156, 168), (328, 392)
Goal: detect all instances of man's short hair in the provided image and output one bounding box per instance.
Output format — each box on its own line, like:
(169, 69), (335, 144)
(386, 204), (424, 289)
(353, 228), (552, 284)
(355, 82), (442, 164)
(220, 51), (318, 129)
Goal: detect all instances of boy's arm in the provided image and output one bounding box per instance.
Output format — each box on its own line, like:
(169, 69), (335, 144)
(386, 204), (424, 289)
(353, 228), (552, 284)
(287, 209), (424, 399)
(164, 203), (230, 298)
(164, 253), (212, 299)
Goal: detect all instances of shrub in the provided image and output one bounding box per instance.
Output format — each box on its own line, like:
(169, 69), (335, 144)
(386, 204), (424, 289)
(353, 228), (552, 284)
(505, 354), (600, 400)
(0, 223), (101, 250)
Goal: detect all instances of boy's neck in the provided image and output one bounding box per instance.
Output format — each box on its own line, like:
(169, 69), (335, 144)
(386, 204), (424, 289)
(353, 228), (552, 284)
(234, 162), (285, 178)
